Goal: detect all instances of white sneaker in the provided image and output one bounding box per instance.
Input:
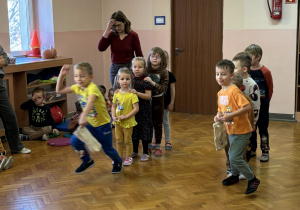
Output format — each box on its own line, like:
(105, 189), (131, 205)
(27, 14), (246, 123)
(19, 148), (31, 154)
(227, 172), (232, 177)
(0, 158), (6, 170)
(42, 134), (49, 141)
(4, 156), (14, 170)
(239, 173), (247, 180)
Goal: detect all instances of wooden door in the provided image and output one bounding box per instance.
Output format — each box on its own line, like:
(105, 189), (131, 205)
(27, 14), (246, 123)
(171, 0), (223, 114)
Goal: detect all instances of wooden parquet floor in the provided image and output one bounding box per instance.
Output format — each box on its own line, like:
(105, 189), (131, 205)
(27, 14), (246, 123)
(1, 112), (300, 210)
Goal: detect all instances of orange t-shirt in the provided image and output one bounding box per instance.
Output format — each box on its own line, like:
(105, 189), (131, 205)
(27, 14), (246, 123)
(217, 85), (253, 135)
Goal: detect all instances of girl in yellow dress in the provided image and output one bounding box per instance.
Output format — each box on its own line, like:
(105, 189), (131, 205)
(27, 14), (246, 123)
(112, 68), (139, 166)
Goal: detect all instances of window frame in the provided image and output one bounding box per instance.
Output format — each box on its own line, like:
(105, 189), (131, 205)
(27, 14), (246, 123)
(7, 0), (33, 56)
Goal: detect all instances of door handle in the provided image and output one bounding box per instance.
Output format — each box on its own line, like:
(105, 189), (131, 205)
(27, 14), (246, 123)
(175, 48), (184, 56)
(175, 48), (184, 52)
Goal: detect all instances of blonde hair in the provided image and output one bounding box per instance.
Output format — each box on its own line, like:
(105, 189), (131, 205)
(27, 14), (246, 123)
(245, 44), (263, 61)
(74, 62), (93, 75)
(132, 57), (146, 68)
(232, 72), (243, 89)
(113, 67), (134, 90)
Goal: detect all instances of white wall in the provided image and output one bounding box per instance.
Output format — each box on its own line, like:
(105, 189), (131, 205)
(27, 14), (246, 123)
(223, 0), (298, 115)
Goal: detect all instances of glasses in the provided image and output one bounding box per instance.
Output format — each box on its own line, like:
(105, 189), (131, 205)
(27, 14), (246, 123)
(113, 23), (123, 29)
(150, 55), (161, 59)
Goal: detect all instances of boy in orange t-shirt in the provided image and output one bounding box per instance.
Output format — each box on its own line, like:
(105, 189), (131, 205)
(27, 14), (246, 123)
(214, 59), (260, 194)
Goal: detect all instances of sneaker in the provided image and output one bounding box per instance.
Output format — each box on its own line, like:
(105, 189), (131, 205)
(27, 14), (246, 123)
(227, 172), (232, 178)
(18, 148), (31, 154)
(0, 150), (6, 156)
(132, 152), (138, 158)
(245, 177), (260, 194)
(0, 158), (6, 170)
(222, 175), (239, 186)
(75, 159), (95, 174)
(226, 166), (231, 173)
(250, 151), (256, 157)
(239, 173), (247, 180)
(42, 134), (49, 141)
(260, 153), (269, 162)
(154, 149), (162, 157)
(123, 157), (133, 166)
(4, 156), (14, 170)
(112, 160), (123, 174)
(165, 142), (172, 150)
(140, 154), (149, 162)
(149, 143), (156, 150)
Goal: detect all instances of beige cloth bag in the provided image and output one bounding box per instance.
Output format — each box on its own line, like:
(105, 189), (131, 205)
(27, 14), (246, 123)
(213, 121), (228, 151)
(73, 127), (102, 153)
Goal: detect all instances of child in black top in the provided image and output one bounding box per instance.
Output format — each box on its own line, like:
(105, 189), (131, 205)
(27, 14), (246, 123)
(20, 87), (59, 140)
(131, 57), (153, 161)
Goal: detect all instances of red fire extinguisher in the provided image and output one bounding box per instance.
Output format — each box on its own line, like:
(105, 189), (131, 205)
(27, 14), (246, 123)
(267, 0), (282, 19)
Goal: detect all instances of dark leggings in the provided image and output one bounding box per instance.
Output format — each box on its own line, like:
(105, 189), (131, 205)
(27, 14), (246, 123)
(152, 96), (164, 145)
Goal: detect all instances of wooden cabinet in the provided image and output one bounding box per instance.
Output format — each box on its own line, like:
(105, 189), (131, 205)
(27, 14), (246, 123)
(1, 57), (72, 135)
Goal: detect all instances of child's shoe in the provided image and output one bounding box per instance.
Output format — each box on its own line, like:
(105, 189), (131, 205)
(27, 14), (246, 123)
(0, 150), (6, 156)
(4, 156), (14, 170)
(222, 175), (239, 186)
(165, 142), (172, 150)
(239, 173), (246, 180)
(245, 176), (260, 194)
(42, 134), (49, 141)
(149, 143), (156, 150)
(123, 157), (133, 166)
(226, 166), (231, 173)
(112, 159), (122, 174)
(75, 159), (95, 174)
(18, 148), (31, 154)
(132, 152), (138, 158)
(260, 153), (269, 162)
(140, 154), (149, 162)
(154, 149), (162, 157)
(0, 158), (6, 170)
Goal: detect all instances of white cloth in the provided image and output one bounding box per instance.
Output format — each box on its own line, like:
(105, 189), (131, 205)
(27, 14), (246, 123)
(74, 127), (102, 152)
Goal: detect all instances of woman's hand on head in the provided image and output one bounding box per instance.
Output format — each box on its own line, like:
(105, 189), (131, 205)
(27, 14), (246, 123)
(106, 19), (116, 31)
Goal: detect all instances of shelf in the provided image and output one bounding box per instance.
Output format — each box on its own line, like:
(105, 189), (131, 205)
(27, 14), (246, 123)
(27, 82), (57, 88)
(44, 98), (66, 105)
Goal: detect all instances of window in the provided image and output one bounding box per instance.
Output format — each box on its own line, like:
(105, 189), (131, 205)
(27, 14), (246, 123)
(7, 0), (33, 53)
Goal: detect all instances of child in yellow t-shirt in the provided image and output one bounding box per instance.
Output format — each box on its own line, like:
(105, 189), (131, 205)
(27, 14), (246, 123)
(56, 62), (123, 174)
(112, 68), (139, 166)
(214, 59), (260, 194)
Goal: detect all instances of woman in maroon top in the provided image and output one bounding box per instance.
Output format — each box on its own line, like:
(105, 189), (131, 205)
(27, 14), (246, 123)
(98, 11), (143, 88)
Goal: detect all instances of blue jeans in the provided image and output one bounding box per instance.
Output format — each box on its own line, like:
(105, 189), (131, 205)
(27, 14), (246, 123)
(70, 123), (121, 163)
(0, 79), (24, 153)
(110, 63), (131, 88)
(228, 132), (254, 180)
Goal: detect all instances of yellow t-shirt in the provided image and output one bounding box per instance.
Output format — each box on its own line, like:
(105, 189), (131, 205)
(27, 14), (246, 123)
(113, 92), (139, 128)
(71, 82), (110, 127)
(217, 85), (252, 135)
